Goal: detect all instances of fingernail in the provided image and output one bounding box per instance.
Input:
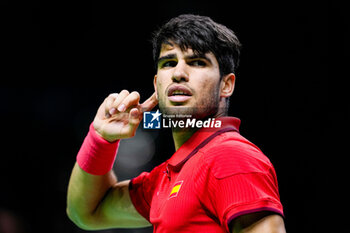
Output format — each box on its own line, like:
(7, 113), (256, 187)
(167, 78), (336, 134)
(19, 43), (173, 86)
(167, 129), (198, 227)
(109, 107), (116, 115)
(117, 104), (126, 112)
(131, 110), (138, 117)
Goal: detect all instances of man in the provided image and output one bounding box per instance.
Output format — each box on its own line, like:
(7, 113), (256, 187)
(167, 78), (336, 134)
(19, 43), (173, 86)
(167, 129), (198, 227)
(67, 14), (286, 233)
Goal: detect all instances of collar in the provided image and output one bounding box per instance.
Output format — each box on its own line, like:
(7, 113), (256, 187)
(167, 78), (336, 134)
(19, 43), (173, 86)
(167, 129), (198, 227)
(167, 117), (241, 171)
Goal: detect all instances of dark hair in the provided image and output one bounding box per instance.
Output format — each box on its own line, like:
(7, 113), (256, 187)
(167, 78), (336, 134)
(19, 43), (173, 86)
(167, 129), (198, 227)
(152, 14), (242, 76)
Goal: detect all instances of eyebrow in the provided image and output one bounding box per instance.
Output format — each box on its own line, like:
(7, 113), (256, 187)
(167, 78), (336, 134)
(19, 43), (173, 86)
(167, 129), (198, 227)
(157, 54), (177, 65)
(157, 53), (213, 65)
(185, 53), (213, 65)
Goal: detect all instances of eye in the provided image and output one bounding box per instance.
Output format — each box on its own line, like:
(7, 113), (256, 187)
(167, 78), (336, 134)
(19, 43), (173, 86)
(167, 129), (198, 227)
(189, 60), (207, 67)
(159, 60), (177, 69)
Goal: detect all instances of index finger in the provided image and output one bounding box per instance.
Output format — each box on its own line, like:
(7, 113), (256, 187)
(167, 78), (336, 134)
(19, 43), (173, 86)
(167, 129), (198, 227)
(140, 92), (158, 112)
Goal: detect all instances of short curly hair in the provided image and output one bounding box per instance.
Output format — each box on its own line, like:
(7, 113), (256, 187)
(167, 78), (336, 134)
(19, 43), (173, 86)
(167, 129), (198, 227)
(152, 14), (242, 77)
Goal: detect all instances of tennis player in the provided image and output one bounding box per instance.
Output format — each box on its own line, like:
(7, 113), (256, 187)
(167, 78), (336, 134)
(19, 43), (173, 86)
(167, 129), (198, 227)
(67, 14), (286, 233)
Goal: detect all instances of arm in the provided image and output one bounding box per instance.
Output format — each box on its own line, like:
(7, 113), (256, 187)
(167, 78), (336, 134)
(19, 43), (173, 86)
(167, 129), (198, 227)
(66, 90), (157, 230)
(230, 212), (286, 233)
(67, 164), (150, 229)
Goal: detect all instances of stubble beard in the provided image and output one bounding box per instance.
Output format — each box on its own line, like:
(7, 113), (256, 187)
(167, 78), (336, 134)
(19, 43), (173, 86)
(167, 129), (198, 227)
(158, 89), (220, 121)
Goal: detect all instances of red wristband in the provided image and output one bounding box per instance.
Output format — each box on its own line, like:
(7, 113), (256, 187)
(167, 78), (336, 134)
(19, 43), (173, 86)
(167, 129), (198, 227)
(76, 123), (120, 175)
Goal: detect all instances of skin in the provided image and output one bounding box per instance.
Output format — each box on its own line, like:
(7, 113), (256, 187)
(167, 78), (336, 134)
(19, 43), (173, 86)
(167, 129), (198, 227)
(154, 43), (234, 150)
(66, 42), (286, 232)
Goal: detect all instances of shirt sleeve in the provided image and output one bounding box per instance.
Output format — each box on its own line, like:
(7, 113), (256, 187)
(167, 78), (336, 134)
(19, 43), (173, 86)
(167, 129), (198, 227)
(213, 171), (284, 232)
(197, 140), (284, 232)
(128, 172), (152, 222)
(128, 164), (164, 222)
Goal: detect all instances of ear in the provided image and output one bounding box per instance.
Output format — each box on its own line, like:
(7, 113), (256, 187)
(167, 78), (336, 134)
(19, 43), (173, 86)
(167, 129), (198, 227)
(220, 73), (235, 98)
(153, 75), (159, 100)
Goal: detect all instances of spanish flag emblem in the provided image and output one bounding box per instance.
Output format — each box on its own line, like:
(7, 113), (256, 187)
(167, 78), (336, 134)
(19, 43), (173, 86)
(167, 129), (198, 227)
(169, 181), (183, 199)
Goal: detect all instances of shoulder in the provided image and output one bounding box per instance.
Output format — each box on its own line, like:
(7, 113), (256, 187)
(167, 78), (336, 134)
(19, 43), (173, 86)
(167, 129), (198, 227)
(199, 132), (274, 179)
(144, 161), (167, 181)
(131, 161), (166, 187)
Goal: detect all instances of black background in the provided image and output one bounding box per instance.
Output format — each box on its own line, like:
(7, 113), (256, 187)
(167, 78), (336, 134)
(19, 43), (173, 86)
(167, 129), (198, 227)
(0, 0), (349, 233)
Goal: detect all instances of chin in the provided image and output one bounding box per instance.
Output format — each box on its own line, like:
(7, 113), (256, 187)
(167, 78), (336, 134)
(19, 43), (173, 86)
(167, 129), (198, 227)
(160, 106), (217, 121)
(160, 105), (192, 116)
(159, 96), (219, 119)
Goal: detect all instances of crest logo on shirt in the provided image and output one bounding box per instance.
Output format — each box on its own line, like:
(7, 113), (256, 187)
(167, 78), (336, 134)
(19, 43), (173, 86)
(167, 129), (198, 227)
(169, 180), (183, 199)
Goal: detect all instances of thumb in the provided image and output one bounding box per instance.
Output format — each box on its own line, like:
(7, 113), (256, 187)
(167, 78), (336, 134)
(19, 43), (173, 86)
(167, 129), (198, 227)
(140, 92), (158, 112)
(128, 108), (142, 128)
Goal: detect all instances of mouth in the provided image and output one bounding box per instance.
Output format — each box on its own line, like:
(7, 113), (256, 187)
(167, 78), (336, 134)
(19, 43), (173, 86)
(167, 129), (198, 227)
(167, 85), (192, 103)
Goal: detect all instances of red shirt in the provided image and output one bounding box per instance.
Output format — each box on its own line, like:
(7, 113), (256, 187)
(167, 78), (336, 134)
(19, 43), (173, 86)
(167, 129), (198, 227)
(129, 117), (283, 232)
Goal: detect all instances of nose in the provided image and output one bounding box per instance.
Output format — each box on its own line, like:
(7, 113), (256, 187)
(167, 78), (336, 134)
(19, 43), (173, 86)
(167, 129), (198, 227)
(172, 61), (189, 82)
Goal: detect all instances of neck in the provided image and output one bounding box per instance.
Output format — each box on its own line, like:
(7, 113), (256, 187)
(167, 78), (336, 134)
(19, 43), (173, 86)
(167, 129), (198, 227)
(172, 110), (227, 151)
(172, 126), (197, 151)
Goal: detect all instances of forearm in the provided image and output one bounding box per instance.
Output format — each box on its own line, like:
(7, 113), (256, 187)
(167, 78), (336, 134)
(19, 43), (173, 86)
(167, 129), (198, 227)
(66, 91), (157, 229)
(66, 163), (117, 229)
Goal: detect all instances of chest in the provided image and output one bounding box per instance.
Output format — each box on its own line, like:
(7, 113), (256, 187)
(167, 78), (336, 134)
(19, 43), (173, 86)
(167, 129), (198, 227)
(150, 164), (196, 221)
(149, 161), (223, 232)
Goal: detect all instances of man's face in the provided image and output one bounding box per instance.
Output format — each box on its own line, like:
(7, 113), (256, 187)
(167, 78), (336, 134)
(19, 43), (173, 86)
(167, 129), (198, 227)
(154, 43), (222, 120)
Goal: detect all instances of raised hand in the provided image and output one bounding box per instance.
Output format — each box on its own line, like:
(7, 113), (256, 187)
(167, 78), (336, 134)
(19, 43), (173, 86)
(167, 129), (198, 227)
(93, 90), (158, 142)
